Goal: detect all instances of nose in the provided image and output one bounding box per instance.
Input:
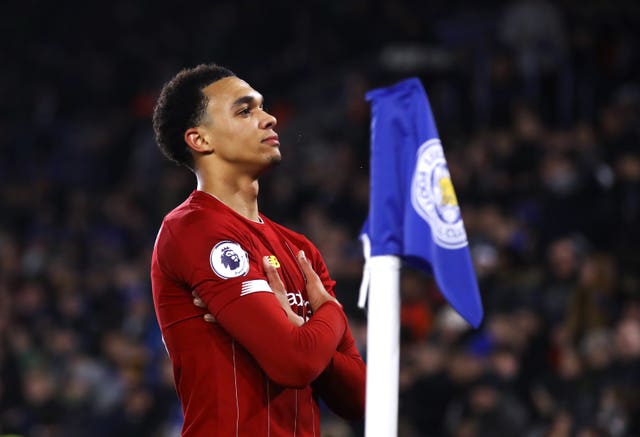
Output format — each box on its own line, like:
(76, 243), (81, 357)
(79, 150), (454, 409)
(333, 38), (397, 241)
(260, 110), (277, 129)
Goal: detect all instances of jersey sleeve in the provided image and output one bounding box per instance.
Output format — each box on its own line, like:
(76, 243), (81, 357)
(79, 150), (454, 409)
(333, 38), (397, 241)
(156, 218), (271, 317)
(216, 294), (347, 388)
(312, 325), (366, 420)
(303, 238), (366, 419)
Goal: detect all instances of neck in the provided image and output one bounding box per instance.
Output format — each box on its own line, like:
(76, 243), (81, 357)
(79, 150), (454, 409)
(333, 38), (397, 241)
(195, 166), (260, 222)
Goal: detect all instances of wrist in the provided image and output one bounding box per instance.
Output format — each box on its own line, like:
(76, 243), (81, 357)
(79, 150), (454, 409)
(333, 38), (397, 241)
(311, 295), (341, 312)
(287, 310), (305, 327)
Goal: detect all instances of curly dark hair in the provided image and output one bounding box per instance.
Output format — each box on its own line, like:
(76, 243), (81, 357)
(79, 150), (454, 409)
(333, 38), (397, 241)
(152, 64), (236, 170)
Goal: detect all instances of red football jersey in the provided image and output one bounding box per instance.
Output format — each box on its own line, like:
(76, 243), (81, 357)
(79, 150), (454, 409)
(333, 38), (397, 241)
(151, 190), (365, 436)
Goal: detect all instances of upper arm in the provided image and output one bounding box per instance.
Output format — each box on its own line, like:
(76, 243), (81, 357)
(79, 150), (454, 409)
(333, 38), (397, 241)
(156, 219), (270, 317)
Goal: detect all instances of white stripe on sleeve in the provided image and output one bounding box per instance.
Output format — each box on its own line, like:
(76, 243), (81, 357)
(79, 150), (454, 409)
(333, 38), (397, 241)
(240, 279), (273, 296)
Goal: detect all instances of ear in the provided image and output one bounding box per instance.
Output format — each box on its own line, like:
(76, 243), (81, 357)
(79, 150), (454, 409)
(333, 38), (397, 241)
(184, 127), (214, 153)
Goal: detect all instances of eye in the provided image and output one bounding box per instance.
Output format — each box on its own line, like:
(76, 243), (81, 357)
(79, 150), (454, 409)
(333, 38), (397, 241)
(237, 107), (251, 116)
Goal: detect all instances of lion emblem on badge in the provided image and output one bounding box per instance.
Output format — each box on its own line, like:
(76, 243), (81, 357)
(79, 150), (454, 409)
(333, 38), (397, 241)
(220, 248), (240, 270)
(210, 241), (249, 279)
(411, 139), (468, 249)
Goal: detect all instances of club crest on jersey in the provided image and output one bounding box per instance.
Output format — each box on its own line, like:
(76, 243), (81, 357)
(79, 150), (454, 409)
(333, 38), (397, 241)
(210, 241), (249, 279)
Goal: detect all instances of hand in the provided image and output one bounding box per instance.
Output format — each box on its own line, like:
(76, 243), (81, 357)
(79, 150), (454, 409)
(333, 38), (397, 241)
(295, 250), (340, 313)
(262, 256), (305, 327)
(192, 290), (216, 323)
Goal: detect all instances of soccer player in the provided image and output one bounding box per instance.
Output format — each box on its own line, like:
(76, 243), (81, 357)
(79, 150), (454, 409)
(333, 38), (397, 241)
(150, 64), (366, 436)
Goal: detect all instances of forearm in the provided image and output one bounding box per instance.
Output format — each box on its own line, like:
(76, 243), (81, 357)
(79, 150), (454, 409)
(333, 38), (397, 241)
(215, 293), (347, 388)
(313, 328), (366, 420)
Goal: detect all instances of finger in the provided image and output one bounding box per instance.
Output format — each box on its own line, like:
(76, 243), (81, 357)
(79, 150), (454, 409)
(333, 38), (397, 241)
(204, 314), (216, 323)
(296, 250), (321, 282)
(291, 314), (305, 327)
(263, 256), (286, 292)
(193, 296), (206, 308)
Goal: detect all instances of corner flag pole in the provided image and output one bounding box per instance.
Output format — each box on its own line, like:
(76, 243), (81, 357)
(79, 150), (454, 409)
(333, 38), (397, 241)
(361, 254), (400, 436)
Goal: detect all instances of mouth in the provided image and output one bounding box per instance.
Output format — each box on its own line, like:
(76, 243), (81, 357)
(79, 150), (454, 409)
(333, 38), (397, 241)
(261, 134), (280, 146)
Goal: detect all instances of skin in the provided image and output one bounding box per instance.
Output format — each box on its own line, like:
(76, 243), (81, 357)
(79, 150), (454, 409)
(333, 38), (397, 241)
(184, 76), (281, 222)
(185, 76), (339, 325)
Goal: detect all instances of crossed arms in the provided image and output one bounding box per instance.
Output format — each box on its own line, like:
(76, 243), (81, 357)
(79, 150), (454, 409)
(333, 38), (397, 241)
(193, 251), (366, 420)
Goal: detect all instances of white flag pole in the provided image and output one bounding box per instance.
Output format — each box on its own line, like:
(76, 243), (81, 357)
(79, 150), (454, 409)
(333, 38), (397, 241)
(363, 255), (401, 437)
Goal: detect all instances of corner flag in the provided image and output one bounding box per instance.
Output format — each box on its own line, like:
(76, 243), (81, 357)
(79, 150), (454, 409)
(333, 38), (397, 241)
(360, 77), (483, 327)
(358, 78), (483, 436)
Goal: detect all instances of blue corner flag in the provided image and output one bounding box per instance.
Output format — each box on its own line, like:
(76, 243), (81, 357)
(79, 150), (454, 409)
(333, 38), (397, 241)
(361, 77), (483, 328)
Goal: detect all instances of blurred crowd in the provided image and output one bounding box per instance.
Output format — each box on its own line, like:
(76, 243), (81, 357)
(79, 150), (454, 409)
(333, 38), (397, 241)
(1, 0), (639, 436)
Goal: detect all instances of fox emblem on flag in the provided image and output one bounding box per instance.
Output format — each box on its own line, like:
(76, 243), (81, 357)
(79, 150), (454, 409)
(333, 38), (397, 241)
(411, 138), (467, 250)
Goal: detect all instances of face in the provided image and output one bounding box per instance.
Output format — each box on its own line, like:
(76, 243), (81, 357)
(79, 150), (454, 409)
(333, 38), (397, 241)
(197, 76), (280, 173)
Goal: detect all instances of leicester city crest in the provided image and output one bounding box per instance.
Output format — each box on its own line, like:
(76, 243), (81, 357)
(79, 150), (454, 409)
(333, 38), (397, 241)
(411, 139), (468, 249)
(210, 240), (250, 279)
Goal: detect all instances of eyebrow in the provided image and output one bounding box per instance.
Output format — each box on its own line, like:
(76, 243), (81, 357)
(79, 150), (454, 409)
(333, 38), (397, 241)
(231, 94), (263, 108)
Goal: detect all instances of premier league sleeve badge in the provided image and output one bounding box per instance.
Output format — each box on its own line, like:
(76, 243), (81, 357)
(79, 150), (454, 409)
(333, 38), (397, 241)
(210, 240), (250, 279)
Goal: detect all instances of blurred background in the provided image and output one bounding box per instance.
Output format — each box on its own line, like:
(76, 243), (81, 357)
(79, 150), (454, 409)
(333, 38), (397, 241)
(1, 0), (639, 436)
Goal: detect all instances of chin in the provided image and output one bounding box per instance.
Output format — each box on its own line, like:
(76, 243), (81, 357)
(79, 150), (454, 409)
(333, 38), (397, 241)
(267, 155), (282, 166)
